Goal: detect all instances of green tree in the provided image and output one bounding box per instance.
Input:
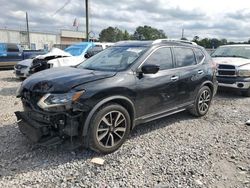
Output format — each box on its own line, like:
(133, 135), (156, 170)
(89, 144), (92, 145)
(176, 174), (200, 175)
(192, 36), (200, 43)
(133, 25), (167, 40)
(99, 27), (132, 42)
(123, 30), (130, 40)
(99, 27), (117, 42)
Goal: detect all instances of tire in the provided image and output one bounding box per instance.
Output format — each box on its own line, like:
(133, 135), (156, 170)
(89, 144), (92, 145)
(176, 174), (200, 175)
(188, 86), (212, 117)
(241, 88), (250, 97)
(87, 103), (131, 154)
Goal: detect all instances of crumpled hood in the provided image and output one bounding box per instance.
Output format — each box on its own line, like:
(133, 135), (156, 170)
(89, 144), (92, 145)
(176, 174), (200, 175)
(35, 48), (72, 59)
(17, 58), (33, 66)
(47, 56), (86, 67)
(213, 57), (250, 67)
(20, 67), (116, 93)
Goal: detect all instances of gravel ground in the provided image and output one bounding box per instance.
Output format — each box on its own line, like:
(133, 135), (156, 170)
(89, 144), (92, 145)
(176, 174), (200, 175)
(0, 70), (249, 188)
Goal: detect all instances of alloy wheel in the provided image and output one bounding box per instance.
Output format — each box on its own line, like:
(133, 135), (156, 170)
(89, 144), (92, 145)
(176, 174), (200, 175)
(198, 90), (211, 113)
(96, 111), (127, 148)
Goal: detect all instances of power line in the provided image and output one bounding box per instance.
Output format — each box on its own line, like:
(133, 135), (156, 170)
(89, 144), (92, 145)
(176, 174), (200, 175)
(52, 0), (71, 17)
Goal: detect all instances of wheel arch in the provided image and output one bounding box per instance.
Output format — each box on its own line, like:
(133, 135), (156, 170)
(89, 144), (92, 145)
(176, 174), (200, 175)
(200, 81), (214, 95)
(82, 96), (136, 137)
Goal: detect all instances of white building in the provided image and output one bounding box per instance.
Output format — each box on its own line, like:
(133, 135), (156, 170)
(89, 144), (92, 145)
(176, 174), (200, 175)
(0, 29), (86, 50)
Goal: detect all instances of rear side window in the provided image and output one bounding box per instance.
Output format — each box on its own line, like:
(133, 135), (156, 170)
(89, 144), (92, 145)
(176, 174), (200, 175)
(145, 47), (173, 70)
(7, 44), (19, 52)
(194, 49), (205, 64)
(174, 47), (196, 67)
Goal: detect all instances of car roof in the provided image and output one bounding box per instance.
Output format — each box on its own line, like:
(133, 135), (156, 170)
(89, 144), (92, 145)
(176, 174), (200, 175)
(219, 44), (250, 47)
(114, 39), (199, 48)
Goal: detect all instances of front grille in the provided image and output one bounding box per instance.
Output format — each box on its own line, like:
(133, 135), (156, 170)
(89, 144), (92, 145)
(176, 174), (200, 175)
(218, 65), (235, 69)
(218, 70), (236, 76)
(217, 64), (237, 77)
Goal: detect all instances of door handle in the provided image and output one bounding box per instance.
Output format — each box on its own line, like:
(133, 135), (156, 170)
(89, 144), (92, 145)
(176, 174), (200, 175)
(198, 70), (204, 74)
(171, 75), (179, 81)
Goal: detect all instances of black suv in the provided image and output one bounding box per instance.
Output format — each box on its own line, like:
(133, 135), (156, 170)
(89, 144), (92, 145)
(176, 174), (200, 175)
(15, 40), (217, 154)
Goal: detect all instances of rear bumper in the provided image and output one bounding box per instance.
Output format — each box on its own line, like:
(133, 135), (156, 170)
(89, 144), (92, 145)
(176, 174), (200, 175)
(217, 77), (250, 90)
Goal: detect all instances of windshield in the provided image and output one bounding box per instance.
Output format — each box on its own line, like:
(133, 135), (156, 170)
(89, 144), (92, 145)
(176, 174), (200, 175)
(78, 46), (148, 71)
(65, 44), (89, 56)
(211, 46), (250, 59)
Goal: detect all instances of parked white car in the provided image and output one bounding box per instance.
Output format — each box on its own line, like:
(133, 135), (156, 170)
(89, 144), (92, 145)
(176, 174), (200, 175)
(14, 48), (71, 78)
(212, 44), (250, 96)
(14, 42), (114, 78)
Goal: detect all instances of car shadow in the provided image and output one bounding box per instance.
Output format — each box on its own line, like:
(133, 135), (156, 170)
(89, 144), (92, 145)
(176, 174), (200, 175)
(130, 111), (194, 138)
(216, 87), (243, 99)
(0, 110), (195, 178)
(0, 87), (18, 96)
(0, 122), (98, 178)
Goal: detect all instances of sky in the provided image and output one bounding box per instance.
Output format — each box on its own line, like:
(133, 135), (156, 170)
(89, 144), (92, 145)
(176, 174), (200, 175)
(0, 0), (250, 41)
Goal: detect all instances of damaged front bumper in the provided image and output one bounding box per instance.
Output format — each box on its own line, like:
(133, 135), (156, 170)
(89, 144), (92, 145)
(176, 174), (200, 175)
(15, 109), (83, 147)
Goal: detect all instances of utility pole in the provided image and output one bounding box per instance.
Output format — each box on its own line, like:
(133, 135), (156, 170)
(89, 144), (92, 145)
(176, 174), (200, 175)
(85, 0), (89, 41)
(26, 12), (31, 49)
(181, 28), (184, 39)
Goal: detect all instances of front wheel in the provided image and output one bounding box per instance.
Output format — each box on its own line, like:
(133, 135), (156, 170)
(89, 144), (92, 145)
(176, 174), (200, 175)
(188, 86), (212, 117)
(88, 103), (131, 154)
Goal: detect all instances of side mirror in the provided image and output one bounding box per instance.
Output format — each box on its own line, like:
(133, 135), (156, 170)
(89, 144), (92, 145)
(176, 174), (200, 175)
(141, 64), (160, 74)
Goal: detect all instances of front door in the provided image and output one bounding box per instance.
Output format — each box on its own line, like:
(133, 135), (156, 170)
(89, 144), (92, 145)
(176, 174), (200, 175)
(135, 47), (180, 118)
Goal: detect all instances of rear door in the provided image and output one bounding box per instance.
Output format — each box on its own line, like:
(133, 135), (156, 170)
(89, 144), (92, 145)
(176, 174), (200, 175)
(135, 47), (180, 117)
(173, 47), (206, 104)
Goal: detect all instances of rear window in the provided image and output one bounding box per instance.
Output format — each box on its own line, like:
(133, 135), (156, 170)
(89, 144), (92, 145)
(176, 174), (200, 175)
(194, 49), (205, 64)
(7, 44), (19, 52)
(174, 47), (196, 67)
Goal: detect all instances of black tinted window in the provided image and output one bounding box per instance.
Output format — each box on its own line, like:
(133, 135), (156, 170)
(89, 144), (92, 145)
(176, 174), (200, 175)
(7, 44), (19, 52)
(194, 49), (205, 63)
(145, 47), (173, 70)
(174, 48), (196, 67)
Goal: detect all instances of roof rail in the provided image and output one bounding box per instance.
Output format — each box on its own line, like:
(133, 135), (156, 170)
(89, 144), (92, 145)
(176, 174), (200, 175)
(153, 39), (197, 45)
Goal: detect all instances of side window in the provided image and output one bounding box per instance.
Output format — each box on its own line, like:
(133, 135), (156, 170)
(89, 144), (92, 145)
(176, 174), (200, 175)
(145, 47), (173, 70)
(174, 47), (196, 67)
(194, 49), (205, 64)
(7, 44), (19, 52)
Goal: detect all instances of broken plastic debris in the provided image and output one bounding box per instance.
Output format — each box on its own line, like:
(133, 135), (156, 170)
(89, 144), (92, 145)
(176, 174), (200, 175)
(246, 120), (250, 126)
(90, 157), (105, 165)
(194, 179), (203, 185)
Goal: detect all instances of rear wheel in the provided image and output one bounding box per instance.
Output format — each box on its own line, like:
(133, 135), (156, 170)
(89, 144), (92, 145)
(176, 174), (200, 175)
(188, 86), (212, 117)
(241, 87), (250, 97)
(88, 103), (131, 154)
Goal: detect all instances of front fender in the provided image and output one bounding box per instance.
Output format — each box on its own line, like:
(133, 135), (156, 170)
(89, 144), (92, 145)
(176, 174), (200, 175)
(81, 95), (135, 137)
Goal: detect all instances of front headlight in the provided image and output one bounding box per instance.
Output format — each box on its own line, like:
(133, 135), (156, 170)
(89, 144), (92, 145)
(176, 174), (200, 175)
(38, 90), (85, 110)
(238, 69), (250, 77)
